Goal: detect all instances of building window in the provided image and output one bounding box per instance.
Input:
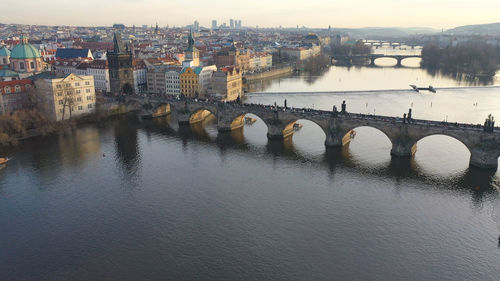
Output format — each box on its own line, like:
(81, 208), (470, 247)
(77, 97), (82, 102)
(67, 91), (71, 95)
(30, 62), (35, 69)
(19, 62), (25, 70)
(85, 81), (90, 85)
(88, 104), (93, 109)
(86, 89), (91, 93)
(76, 90), (80, 94)
(56, 84), (62, 89)
(75, 82), (80, 86)
(57, 92), (62, 96)
(59, 100), (64, 105)
(78, 106), (83, 110)
(15, 85), (21, 92)
(87, 96), (93, 100)
(66, 83), (71, 87)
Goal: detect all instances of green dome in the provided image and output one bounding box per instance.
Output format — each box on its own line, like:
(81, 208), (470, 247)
(10, 40), (40, 59)
(0, 46), (10, 57)
(0, 66), (19, 77)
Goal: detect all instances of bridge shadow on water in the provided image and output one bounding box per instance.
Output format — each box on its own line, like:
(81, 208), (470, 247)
(139, 115), (499, 201)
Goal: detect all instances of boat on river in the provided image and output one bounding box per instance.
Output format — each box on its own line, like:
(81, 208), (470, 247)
(0, 158), (9, 165)
(245, 117), (257, 125)
(293, 123), (303, 131)
(410, 84), (436, 93)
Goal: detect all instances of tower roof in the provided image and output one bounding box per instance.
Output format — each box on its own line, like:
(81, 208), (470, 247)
(0, 66), (19, 78)
(185, 30), (198, 52)
(0, 46), (10, 57)
(112, 32), (127, 54)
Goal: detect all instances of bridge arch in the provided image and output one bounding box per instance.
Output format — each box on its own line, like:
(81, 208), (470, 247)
(226, 111), (271, 132)
(225, 112), (272, 145)
(371, 55), (421, 67)
(151, 102), (173, 118)
(412, 134), (473, 175)
(414, 132), (472, 153)
(283, 118), (328, 148)
(342, 124), (394, 147)
(188, 106), (217, 124)
(341, 125), (394, 166)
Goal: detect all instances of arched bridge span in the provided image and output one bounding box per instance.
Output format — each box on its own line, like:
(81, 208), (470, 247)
(128, 96), (500, 170)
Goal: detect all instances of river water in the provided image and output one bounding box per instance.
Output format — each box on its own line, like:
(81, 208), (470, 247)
(1, 48), (500, 280)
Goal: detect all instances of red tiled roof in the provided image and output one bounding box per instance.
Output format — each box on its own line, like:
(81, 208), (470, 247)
(0, 79), (33, 87)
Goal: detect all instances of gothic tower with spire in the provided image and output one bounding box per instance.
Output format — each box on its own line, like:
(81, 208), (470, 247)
(107, 33), (134, 95)
(182, 30), (200, 67)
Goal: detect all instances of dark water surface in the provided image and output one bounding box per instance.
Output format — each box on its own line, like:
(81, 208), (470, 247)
(2, 62), (500, 280)
(1, 110), (499, 280)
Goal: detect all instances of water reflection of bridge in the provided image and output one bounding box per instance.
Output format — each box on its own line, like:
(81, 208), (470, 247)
(331, 54), (422, 67)
(126, 96), (500, 170)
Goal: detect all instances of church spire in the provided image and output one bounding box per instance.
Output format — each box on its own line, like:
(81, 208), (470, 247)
(187, 29), (195, 50)
(113, 32), (126, 53)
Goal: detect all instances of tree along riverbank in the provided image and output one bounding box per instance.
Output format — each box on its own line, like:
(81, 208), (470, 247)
(421, 42), (500, 77)
(0, 98), (132, 146)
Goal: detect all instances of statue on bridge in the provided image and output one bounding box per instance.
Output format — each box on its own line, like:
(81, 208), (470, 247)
(332, 105), (338, 117)
(341, 101), (347, 114)
(484, 114), (495, 133)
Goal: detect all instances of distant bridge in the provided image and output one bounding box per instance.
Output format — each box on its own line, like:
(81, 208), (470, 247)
(126, 96), (500, 170)
(362, 40), (421, 49)
(331, 54), (422, 67)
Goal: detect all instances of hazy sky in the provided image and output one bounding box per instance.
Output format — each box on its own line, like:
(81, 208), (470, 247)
(4, 0), (500, 29)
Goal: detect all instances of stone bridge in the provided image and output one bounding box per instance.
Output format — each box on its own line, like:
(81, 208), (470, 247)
(332, 54), (422, 66)
(126, 96), (500, 170)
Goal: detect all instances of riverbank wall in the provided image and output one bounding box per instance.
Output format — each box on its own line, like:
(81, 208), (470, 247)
(243, 67), (294, 82)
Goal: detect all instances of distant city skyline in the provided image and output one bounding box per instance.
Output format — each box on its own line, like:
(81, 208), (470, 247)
(3, 0), (500, 29)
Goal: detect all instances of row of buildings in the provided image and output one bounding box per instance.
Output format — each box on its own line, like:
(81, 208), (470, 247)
(0, 36), (96, 121)
(0, 23), (331, 121)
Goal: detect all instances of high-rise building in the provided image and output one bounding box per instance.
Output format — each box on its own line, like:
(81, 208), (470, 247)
(194, 20), (200, 32)
(212, 20), (217, 29)
(230, 19), (234, 29)
(107, 33), (135, 95)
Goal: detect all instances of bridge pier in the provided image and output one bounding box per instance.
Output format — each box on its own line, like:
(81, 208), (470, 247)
(469, 148), (499, 169)
(396, 58), (403, 67)
(325, 133), (343, 147)
(369, 58), (376, 66)
(267, 124), (294, 140)
(177, 112), (191, 125)
(390, 138), (416, 157)
(217, 115), (245, 132)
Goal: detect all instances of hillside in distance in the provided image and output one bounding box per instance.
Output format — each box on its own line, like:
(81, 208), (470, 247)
(445, 22), (500, 35)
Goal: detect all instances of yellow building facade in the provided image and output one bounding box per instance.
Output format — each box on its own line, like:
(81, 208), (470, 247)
(179, 67), (200, 98)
